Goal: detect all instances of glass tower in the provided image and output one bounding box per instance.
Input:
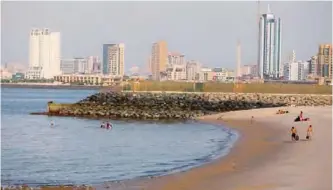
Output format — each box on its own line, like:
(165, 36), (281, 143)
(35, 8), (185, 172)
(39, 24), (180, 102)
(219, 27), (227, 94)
(258, 5), (282, 79)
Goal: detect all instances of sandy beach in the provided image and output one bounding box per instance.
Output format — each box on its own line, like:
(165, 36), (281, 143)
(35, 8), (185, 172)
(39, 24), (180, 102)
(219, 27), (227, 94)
(97, 106), (332, 190)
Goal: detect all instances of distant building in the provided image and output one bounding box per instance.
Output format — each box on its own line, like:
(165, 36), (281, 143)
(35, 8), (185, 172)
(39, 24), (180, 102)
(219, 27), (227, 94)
(317, 44), (332, 78)
(103, 43), (125, 76)
(258, 5), (282, 79)
(0, 68), (13, 79)
(186, 60), (201, 81)
(212, 68), (227, 81)
(26, 28), (61, 79)
(87, 56), (101, 74)
(54, 74), (123, 86)
(168, 52), (185, 66)
(199, 67), (214, 81)
(166, 52), (186, 80)
(74, 58), (88, 74)
(283, 61), (309, 81)
(151, 41), (168, 80)
(60, 59), (75, 74)
(12, 72), (25, 80)
(241, 65), (258, 77)
(308, 55), (320, 77)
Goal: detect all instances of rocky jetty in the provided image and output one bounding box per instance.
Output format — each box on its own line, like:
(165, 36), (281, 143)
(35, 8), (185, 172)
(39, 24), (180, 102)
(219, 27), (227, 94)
(48, 92), (332, 120)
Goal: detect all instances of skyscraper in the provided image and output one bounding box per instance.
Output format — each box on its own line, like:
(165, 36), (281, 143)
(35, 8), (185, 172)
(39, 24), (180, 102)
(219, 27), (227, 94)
(258, 5), (282, 79)
(318, 44), (332, 78)
(151, 41), (168, 80)
(102, 43), (125, 76)
(26, 28), (61, 79)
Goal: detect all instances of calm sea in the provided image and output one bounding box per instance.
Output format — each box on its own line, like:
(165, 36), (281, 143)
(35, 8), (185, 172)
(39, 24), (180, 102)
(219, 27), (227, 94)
(1, 87), (238, 186)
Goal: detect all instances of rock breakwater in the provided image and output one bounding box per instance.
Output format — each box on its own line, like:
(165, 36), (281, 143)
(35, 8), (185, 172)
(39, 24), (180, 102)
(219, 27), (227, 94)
(47, 92), (332, 120)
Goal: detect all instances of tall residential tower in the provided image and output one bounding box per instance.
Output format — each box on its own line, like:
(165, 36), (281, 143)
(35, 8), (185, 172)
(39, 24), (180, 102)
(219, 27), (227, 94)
(26, 28), (61, 79)
(258, 5), (282, 79)
(102, 43), (125, 76)
(151, 41), (168, 80)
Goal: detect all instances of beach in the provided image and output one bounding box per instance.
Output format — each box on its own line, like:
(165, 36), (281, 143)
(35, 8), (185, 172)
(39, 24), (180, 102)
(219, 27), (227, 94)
(97, 106), (332, 190)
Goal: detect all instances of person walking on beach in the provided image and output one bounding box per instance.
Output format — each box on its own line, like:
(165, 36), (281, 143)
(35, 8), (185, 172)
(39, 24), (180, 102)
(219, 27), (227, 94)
(306, 125), (313, 140)
(291, 126), (298, 141)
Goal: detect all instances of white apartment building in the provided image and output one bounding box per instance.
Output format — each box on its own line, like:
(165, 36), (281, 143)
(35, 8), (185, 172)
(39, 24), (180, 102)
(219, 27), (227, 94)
(103, 44), (125, 76)
(166, 65), (187, 81)
(87, 56), (101, 74)
(166, 52), (186, 80)
(60, 56), (100, 75)
(73, 58), (88, 74)
(60, 59), (75, 74)
(186, 60), (201, 81)
(283, 61), (309, 81)
(26, 28), (61, 79)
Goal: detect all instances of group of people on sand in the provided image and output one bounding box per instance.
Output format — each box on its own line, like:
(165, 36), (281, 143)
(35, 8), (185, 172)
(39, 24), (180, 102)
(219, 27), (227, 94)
(101, 122), (112, 130)
(290, 111), (313, 141)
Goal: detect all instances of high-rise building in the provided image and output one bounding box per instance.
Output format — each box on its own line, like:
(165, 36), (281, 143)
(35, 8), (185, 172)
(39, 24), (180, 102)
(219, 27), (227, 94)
(258, 5), (282, 79)
(102, 43), (125, 76)
(283, 61), (309, 81)
(87, 56), (100, 74)
(60, 59), (75, 74)
(308, 55), (320, 77)
(74, 57), (88, 74)
(26, 28), (61, 79)
(168, 52), (185, 66)
(165, 52), (186, 81)
(151, 41), (168, 80)
(186, 60), (201, 81)
(318, 44), (332, 78)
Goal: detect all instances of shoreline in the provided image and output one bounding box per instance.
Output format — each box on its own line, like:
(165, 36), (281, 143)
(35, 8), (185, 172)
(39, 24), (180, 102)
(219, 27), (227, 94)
(1, 83), (102, 90)
(95, 106), (332, 190)
(2, 106), (331, 189)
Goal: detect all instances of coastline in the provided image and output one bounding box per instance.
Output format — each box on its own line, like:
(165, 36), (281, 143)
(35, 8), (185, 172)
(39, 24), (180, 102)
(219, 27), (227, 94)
(95, 106), (332, 190)
(1, 83), (102, 90)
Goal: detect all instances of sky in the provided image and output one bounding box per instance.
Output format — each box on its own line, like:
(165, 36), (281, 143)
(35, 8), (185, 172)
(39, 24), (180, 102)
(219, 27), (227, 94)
(1, 1), (332, 73)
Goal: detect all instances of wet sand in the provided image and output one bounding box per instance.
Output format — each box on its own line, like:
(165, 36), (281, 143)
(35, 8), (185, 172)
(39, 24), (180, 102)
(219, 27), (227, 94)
(96, 106), (332, 190)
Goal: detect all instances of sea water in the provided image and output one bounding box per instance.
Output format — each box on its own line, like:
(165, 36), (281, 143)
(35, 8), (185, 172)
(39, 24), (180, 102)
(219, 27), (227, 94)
(1, 87), (238, 186)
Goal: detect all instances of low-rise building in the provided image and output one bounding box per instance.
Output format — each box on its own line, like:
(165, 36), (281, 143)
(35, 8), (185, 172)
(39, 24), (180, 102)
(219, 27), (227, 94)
(199, 67), (214, 82)
(25, 66), (42, 79)
(12, 72), (25, 80)
(54, 74), (123, 86)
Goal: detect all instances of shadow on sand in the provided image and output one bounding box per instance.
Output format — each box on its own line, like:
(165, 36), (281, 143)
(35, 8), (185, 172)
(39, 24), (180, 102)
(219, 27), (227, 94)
(283, 139), (310, 143)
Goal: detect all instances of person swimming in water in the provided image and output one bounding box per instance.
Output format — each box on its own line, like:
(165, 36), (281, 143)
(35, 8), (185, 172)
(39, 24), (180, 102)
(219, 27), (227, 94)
(106, 122), (112, 129)
(291, 126), (298, 141)
(100, 122), (106, 128)
(50, 120), (55, 127)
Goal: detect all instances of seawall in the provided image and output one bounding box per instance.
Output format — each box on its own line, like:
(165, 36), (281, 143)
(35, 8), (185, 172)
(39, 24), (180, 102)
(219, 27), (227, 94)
(34, 92), (332, 120)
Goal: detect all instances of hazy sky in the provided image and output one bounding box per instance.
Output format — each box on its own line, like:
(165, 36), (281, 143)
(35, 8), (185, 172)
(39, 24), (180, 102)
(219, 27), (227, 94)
(1, 1), (332, 73)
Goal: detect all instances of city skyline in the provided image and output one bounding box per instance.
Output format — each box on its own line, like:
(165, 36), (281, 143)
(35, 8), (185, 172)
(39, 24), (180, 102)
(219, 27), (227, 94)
(2, 1), (332, 72)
